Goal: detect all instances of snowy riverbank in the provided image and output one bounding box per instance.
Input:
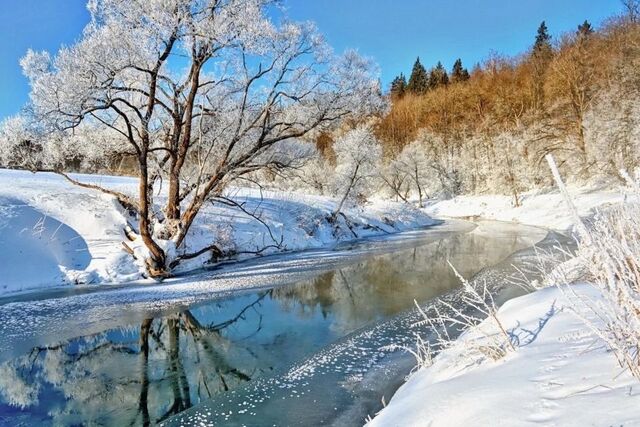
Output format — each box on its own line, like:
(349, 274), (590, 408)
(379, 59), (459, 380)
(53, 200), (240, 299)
(0, 169), (437, 296)
(425, 184), (623, 231)
(370, 183), (640, 426)
(368, 284), (640, 426)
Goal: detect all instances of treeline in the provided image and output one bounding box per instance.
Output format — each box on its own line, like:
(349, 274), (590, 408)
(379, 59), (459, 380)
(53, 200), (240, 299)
(389, 57), (469, 98)
(371, 11), (640, 204)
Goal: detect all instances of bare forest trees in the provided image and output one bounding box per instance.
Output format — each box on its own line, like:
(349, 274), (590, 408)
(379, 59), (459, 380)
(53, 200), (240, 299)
(15, 0), (382, 276)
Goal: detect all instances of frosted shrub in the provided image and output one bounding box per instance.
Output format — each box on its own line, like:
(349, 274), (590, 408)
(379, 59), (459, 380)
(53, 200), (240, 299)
(547, 155), (640, 378)
(553, 199), (640, 378)
(405, 266), (515, 371)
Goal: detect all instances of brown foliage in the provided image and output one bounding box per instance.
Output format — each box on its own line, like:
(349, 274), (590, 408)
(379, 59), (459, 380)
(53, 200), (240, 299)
(375, 18), (640, 195)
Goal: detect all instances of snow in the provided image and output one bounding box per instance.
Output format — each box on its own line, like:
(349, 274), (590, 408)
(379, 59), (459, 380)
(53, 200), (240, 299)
(425, 185), (623, 231)
(368, 284), (640, 426)
(0, 168), (436, 296)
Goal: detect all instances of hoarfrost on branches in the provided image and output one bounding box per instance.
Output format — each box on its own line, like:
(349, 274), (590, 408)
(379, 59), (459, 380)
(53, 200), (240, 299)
(17, 0), (384, 276)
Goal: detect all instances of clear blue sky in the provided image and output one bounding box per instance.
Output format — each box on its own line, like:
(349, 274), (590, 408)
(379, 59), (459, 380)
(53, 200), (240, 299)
(0, 0), (624, 121)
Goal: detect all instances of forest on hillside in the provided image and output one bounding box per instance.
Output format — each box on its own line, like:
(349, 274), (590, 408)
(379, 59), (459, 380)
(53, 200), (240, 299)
(375, 14), (640, 205)
(2, 3), (640, 212)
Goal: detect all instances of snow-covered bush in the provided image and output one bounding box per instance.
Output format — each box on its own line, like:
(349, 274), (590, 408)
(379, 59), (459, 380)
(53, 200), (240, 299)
(545, 155), (640, 379)
(0, 115), (41, 169)
(571, 199), (640, 377)
(415, 266), (516, 365)
(331, 125), (382, 216)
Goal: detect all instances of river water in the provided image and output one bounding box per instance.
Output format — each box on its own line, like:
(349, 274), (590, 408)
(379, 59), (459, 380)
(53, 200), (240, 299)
(0, 220), (567, 426)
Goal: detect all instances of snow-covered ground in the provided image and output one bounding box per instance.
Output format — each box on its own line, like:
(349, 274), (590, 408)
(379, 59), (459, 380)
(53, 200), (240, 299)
(368, 284), (640, 426)
(369, 184), (639, 426)
(0, 169), (436, 296)
(426, 185), (623, 231)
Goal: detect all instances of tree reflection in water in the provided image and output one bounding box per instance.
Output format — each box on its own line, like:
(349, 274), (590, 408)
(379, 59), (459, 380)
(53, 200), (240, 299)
(0, 292), (269, 426)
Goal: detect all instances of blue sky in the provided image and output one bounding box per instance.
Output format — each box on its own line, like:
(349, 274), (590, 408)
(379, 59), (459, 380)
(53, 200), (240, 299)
(0, 0), (623, 121)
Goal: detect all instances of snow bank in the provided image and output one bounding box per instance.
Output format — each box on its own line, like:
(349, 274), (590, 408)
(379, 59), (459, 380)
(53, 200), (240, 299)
(368, 284), (640, 426)
(0, 169), (436, 295)
(0, 171), (130, 294)
(426, 186), (622, 231)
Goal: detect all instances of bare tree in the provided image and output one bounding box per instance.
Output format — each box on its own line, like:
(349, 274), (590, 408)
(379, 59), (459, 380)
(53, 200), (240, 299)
(20, 0), (382, 276)
(622, 0), (640, 22)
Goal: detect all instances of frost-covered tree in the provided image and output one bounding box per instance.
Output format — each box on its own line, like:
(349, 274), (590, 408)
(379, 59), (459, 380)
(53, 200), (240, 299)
(384, 141), (432, 207)
(331, 125), (382, 217)
(20, 0), (383, 277)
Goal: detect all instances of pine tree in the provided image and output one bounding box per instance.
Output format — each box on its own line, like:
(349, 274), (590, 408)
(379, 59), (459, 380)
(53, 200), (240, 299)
(450, 58), (470, 83)
(429, 61), (449, 89)
(390, 73), (407, 98)
(577, 20), (594, 38)
(533, 21), (552, 55)
(407, 57), (429, 94)
(531, 21), (553, 111)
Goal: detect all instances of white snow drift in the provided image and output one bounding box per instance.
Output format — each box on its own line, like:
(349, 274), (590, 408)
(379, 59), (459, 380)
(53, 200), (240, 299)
(368, 284), (640, 426)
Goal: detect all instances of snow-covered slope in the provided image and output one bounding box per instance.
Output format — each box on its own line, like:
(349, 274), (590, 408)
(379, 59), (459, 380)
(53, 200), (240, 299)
(368, 284), (640, 426)
(426, 186), (622, 231)
(0, 169), (436, 295)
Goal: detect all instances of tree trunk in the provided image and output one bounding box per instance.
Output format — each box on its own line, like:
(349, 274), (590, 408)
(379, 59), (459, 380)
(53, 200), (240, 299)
(138, 154), (167, 277)
(333, 163), (360, 218)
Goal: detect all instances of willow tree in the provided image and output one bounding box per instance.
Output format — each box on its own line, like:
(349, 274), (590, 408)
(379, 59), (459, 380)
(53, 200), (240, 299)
(21, 0), (382, 277)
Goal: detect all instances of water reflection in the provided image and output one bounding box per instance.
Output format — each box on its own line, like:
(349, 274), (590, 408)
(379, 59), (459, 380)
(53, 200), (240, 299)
(0, 295), (274, 426)
(0, 224), (544, 426)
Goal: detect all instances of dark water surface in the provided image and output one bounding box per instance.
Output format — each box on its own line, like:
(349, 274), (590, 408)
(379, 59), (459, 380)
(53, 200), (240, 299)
(0, 221), (559, 426)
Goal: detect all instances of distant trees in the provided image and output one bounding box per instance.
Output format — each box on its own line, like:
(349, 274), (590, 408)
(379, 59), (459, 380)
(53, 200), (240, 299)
(450, 59), (470, 84)
(390, 73), (407, 98)
(407, 57), (430, 94)
(429, 61), (449, 89)
(390, 57), (469, 102)
(377, 13), (640, 197)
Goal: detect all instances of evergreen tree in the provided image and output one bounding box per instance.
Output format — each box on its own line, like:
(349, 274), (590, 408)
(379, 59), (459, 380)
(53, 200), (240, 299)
(450, 58), (470, 83)
(429, 61), (449, 89)
(531, 21), (553, 111)
(577, 20), (594, 38)
(533, 21), (552, 55)
(407, 57), (429, 94)
(390, 73), (407, 98)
